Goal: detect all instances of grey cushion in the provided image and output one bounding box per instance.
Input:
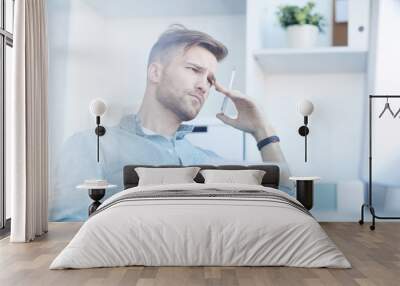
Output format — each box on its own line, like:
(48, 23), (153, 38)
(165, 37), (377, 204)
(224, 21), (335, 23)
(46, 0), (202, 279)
(124, 165), (280, 189)
(135, 167), (200, 186)
(200, 169), (266, 185)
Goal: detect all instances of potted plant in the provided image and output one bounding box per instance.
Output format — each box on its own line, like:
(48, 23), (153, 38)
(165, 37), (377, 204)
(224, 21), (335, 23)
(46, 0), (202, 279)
(276, 1), (325, 48)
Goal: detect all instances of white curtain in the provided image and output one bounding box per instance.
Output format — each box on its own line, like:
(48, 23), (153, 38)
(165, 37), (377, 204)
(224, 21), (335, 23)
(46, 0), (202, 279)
(10, 0), (48, 242)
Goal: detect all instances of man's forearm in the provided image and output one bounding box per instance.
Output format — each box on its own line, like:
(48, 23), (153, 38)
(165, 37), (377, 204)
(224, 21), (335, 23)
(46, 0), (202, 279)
(252, 125), (286, 163)
(253, 125), (292, 188)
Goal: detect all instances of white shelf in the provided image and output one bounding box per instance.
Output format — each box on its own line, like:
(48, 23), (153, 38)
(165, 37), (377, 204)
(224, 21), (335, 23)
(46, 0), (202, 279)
(253, 47), (368, 74)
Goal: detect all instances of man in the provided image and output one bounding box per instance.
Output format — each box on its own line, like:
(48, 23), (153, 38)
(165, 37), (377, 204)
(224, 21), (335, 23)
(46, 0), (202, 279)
(50, 25), (289, 221)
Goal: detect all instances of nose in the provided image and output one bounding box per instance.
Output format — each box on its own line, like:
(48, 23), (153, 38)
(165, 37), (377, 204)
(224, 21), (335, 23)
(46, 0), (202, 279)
(195, 74), (209, 95)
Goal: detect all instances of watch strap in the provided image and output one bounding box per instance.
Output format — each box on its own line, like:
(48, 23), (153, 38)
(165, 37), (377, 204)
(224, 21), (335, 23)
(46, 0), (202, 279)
(257, 135), (280, 150)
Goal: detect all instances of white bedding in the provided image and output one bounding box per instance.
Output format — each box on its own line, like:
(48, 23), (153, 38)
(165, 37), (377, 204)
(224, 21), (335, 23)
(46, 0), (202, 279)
(50, 183), (351, 269)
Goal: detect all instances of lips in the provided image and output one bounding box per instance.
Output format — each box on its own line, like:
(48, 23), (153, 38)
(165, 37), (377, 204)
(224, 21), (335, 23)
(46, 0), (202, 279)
(189, 93), (203, 105)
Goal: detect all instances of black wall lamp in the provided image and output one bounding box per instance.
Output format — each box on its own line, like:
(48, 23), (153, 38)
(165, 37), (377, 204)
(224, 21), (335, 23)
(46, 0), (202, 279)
(298, 99), (314, 162)
(89, 99), (107, 162)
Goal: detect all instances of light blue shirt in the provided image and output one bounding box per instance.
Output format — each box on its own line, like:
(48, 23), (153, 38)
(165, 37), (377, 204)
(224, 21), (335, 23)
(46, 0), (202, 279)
(49, 114), (225, 221)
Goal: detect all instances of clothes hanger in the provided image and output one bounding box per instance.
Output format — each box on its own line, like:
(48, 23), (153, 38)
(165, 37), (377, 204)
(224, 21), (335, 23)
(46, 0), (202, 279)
(378, 97), (395, 118)
(394, 105), (400, 118)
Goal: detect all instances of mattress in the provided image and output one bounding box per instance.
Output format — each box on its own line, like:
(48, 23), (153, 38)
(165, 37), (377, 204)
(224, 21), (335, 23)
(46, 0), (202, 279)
(50, 183), (351, 269)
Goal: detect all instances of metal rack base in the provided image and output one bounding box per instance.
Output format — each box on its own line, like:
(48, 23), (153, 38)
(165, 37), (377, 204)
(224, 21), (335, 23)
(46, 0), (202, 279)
(359, 203), (400, 231)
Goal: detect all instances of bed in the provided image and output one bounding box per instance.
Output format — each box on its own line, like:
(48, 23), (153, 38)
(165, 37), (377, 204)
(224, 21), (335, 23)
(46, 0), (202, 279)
(50, 165), (350, 269)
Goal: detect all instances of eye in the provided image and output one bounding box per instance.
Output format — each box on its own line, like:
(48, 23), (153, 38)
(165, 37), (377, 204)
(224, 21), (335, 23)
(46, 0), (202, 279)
(187, 67), (199, 73)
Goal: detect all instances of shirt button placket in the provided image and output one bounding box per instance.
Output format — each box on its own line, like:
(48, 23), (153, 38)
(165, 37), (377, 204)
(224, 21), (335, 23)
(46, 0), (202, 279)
(171, 139), (182, 165)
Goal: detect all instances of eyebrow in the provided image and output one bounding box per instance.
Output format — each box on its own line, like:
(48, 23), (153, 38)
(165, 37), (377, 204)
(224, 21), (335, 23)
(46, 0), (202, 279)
(187, 62), (216, 84)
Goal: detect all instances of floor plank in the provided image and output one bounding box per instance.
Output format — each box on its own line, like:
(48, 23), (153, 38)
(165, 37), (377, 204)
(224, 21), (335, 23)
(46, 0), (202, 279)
(0, 222), (399, 286)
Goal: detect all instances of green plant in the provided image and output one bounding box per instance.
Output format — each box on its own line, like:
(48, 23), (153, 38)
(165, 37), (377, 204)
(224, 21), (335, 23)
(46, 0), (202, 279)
(276, 1), (325, 32)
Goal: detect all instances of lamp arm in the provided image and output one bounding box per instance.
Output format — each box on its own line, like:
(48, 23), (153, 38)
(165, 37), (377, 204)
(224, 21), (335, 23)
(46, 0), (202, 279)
(305, 133), (307, 162)
(97, 130), (99, 162)
(97, 118), (100, 162)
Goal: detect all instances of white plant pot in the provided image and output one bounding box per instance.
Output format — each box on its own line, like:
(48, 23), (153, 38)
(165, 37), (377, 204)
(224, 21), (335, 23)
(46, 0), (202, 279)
(286, 24), (319, 48)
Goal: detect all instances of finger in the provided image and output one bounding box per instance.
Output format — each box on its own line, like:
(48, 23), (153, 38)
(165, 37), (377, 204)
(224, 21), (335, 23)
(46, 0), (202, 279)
(213, 80), (225, 92)
(214, 81), (243, 100)
(216, 112), (237, 126)
(214, 81), (233, 97)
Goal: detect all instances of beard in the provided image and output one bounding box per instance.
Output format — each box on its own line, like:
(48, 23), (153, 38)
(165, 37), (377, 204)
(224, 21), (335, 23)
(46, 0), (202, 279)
(156, 88), (203, 122)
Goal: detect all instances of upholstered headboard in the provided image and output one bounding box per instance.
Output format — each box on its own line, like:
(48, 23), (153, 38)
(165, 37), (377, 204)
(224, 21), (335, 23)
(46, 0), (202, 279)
(123, 165), (280, 189)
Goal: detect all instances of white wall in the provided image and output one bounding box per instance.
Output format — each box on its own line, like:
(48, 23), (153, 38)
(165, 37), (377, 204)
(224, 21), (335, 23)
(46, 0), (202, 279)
(363, 0), (400, 186)
(363, 0), (400, 212)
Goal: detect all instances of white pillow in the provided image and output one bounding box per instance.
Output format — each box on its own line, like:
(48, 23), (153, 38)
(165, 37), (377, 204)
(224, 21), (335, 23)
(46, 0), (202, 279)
(200, 169), (266, 185)
(135, 167), (200, 186)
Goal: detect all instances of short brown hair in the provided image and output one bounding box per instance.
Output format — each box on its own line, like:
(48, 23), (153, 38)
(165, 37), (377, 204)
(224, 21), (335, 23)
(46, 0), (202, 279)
(147, 24), (228, 66)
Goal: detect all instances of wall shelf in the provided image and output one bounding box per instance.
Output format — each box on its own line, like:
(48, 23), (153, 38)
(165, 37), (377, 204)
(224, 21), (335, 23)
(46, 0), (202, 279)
(253, 47), (368, 74)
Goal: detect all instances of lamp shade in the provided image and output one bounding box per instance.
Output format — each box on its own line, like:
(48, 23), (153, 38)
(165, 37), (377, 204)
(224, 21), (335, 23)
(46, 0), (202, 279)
(89, 99), (107, 117)
(298, 99), (314, 116)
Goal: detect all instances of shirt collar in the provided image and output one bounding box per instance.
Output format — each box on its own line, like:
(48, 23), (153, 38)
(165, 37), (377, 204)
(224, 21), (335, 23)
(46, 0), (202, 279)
(118, 114), (194, 140)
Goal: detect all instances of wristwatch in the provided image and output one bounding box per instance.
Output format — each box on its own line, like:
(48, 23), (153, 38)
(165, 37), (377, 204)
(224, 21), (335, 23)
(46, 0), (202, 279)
(257, 135), (280, 150)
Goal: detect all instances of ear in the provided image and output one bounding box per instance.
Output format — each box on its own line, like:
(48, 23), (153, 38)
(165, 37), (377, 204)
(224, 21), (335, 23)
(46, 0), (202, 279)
(147, 62), (163, 84)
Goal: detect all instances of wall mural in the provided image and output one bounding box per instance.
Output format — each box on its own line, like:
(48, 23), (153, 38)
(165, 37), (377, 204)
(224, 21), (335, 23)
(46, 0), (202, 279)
(47, 1), (400, 222)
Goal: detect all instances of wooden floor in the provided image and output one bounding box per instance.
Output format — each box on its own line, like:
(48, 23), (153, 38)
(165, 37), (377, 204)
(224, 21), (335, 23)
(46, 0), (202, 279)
(0, 222), (399, 286)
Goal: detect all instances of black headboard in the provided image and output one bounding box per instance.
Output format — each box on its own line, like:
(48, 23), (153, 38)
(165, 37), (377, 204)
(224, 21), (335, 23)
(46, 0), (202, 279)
(123, 165), (280, 189)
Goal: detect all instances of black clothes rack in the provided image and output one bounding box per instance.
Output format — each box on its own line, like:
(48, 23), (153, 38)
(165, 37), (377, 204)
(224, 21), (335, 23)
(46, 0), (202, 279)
(359, 95), (400, 230)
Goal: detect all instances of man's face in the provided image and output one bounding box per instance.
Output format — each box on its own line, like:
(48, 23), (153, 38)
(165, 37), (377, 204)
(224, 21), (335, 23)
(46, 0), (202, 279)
(155, 46), (218, 121)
